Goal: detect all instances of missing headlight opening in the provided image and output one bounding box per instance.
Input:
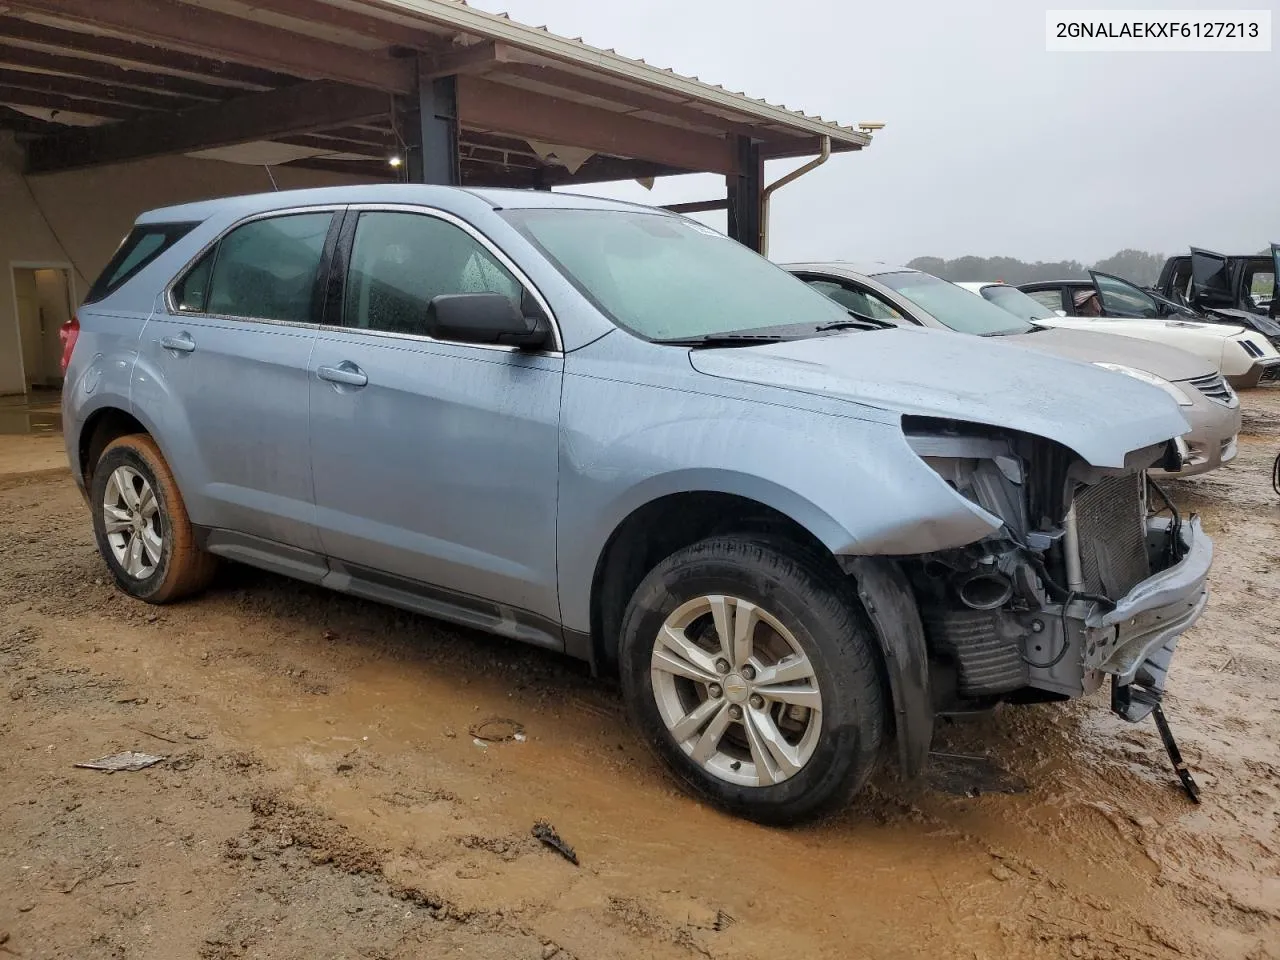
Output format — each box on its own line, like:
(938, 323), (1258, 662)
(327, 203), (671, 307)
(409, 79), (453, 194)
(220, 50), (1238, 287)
(900, 416), (1206, 734)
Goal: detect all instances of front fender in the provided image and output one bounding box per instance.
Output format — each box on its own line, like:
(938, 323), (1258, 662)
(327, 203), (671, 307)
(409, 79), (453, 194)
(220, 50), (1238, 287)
(556, 372), (1002, 633)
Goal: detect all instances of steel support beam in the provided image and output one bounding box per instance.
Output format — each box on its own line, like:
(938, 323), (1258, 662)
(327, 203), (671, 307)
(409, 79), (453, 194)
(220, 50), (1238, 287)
(25, 79), (391, 174)
(726, 135), (763, 252)
(418, 71), (460, 185)
(663, 199), (730, 214)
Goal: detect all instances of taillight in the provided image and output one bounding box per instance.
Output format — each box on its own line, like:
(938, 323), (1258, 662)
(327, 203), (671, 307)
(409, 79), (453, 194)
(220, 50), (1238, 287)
(59, 314), (80, 375)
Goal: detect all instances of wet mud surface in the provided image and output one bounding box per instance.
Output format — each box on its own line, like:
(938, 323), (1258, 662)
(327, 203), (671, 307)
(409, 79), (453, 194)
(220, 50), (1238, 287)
(1, 394), (1277, 959)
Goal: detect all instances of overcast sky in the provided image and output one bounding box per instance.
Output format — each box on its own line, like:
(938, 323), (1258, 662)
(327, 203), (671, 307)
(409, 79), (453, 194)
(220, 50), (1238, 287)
(467, 0), (1277, 265)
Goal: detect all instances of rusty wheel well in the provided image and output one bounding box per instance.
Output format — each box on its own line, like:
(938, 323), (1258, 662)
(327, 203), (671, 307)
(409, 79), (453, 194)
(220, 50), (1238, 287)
(79, 408), (148, 485)
(588, 492), (834, 674)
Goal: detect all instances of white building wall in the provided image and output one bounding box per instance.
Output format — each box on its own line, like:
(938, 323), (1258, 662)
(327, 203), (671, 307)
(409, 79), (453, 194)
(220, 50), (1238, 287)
(0, 132), (361, 395)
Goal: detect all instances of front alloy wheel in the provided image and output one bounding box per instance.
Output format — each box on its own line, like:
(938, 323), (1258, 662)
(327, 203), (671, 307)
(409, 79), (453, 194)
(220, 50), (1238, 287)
(620, 536), (886, 825)
(651, 594), (823, 786)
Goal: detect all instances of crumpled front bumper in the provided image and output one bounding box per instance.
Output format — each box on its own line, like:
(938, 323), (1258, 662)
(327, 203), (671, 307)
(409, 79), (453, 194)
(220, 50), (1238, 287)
(1082, 518), (1212, 705)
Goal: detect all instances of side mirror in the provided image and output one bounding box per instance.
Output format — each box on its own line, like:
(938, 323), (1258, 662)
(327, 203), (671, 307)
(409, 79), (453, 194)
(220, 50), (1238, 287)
(425, 293), (551, 350)
(1054, 309), (1067, 317)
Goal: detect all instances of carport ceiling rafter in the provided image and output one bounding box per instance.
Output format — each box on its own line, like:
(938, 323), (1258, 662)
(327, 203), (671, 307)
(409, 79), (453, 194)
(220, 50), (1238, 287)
(2, 0), (872, 182)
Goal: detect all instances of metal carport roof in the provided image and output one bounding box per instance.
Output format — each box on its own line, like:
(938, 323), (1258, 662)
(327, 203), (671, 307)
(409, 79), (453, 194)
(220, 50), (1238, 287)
(0, 0), (877, 248)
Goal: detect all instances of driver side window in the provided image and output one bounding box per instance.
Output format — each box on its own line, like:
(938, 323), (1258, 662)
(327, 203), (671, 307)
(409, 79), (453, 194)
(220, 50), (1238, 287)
(343, 211), (522, 336)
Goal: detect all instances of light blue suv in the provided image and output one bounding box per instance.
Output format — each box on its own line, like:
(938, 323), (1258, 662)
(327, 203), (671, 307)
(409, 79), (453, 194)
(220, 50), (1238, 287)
(63, 186), (1212, 822)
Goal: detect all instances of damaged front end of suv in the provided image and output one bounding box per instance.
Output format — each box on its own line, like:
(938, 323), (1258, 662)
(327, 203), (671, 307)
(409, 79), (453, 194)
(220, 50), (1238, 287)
(882, 415), (1211, 775)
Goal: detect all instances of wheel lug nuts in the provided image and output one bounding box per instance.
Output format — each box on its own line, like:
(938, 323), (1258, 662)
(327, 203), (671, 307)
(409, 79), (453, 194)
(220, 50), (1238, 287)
(741, 665), (755, 680)
(715, 659), (730, 674)
(749, 694), (764, 710)
(728, 705), (742, 720)
(708, 684), (723, 699)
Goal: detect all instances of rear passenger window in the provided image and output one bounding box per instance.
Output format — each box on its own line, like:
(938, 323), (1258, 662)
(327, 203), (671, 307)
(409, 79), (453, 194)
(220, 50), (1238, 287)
(85, 222), (198, 304)
(203, 213), (333, 323)
(344, 211), (521, 336)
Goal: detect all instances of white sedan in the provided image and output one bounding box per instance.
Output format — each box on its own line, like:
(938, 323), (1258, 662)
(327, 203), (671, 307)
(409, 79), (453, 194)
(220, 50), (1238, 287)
(957, 281), (1280, 388)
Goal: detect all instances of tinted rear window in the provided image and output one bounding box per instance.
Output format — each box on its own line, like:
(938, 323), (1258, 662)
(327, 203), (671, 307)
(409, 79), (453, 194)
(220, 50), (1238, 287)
(84, 222), (198, 304)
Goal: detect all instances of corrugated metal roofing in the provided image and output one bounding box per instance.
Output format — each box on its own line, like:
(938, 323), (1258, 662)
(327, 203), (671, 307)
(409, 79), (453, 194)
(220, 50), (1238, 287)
(350, 0), (871, 147)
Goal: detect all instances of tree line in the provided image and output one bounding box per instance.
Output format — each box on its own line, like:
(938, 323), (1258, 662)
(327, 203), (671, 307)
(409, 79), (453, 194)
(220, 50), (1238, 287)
(906, 249), (1167, 287)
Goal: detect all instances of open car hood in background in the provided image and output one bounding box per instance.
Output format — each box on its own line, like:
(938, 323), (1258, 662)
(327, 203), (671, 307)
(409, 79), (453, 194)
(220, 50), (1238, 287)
(1204, 307), (1280, 339)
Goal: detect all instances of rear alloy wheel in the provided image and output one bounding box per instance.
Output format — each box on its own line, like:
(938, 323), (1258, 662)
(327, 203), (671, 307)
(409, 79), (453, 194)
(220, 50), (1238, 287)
(620, 537), (886, 824)
(90, 434), (216, 603)
(102, 464), (164, 580)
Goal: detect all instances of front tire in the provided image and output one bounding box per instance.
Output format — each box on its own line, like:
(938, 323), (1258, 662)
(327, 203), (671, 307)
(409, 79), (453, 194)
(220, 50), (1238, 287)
(90, 434), (216, 603)
(619, 537), (886, 825)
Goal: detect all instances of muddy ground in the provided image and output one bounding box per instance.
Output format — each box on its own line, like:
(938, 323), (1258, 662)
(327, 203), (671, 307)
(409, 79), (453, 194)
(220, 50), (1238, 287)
(1, 394), (1277, 960)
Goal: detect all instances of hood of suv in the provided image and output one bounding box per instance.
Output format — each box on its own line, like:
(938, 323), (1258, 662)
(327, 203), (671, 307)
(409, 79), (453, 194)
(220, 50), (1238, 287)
(688, 327), (1189, 468)
(1002, 326), (1214, 381)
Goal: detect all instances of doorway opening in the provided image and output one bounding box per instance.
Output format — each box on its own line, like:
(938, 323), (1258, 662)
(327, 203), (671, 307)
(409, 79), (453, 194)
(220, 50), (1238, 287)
(11, 264), (74, 395)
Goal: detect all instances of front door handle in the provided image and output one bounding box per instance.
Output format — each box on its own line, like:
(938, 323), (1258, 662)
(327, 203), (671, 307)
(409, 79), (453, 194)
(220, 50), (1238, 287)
(160, 333), (196, 353)
(317, 362), (368, 388)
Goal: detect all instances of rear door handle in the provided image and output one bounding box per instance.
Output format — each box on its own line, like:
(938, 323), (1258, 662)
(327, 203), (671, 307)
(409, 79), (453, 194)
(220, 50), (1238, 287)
(317, 362), (368, 387)
(160, 333), (196, 353)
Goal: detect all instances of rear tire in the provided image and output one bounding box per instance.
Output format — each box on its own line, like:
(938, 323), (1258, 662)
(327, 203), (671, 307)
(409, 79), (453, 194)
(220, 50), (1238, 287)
(90, 434), (216, 603)
(619, 536), (885, 825)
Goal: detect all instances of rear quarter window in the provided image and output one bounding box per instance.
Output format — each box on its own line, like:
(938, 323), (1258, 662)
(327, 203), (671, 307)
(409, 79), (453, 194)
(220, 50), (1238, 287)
(84, 222), (199, 304)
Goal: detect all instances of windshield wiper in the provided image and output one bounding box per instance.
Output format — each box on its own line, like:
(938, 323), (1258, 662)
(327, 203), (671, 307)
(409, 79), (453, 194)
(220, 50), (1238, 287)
(660, 333), (795, 348)
(814, 311), (893, 332)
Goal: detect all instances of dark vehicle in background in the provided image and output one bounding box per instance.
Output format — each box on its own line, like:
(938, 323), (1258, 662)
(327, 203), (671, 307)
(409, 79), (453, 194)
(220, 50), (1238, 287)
(1155, 246), (1278, 316)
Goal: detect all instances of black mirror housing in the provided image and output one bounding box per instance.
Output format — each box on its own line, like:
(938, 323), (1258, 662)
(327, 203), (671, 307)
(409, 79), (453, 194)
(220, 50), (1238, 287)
(425, 293), (551, 350)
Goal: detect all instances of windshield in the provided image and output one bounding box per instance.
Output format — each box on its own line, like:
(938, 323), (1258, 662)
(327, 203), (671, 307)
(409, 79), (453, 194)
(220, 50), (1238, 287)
(979, 284), (1059, 322)
(501, 208), (849, 340)
(874, 271), (1034, 335)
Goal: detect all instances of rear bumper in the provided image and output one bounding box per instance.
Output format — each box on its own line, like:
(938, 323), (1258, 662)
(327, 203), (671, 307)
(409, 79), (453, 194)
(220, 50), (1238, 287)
(1084, 518), (1212, 687)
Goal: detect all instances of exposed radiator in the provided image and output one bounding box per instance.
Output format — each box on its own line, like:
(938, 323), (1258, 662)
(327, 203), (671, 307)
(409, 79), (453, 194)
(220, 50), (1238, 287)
(1072, 473), (1150, 599)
